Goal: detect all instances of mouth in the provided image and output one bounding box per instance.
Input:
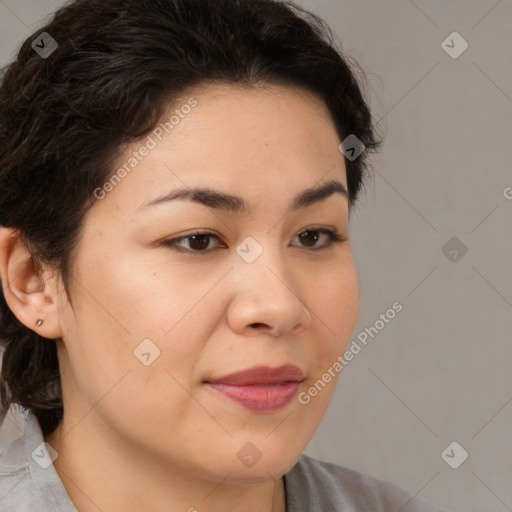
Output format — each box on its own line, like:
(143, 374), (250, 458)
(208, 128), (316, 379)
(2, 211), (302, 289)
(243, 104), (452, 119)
(204, 364), (305, 413)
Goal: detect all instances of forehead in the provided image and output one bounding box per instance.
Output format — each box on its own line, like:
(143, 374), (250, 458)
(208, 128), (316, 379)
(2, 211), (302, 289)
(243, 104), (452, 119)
(93, 81), (348, 217)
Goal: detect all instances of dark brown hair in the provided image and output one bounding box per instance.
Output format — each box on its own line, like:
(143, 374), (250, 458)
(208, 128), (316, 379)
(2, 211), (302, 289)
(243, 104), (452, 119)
(0, 0), (382, 436)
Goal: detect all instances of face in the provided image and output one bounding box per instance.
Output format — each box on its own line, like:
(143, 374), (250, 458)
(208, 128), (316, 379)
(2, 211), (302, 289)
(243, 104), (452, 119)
(50, 82), (359, 483)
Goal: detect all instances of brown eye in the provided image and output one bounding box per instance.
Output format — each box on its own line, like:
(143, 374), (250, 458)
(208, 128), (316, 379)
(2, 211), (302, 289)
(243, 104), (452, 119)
(162, 228), (345, 255)
(186, 234), (212, 251)
(293, 229), (345, 250)
(298, 230), (321, 248)
(163, 232), (223, 253)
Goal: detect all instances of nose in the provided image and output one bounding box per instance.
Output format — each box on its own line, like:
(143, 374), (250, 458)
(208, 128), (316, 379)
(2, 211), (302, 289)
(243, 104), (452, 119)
(226, 246), (312, 337)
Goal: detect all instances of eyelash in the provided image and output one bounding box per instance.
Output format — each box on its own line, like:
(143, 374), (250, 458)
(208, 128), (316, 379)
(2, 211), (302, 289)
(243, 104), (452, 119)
(162, 228), (347, 254)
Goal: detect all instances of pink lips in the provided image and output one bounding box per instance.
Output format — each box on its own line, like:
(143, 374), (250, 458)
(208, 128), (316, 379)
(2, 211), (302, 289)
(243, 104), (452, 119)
(204, 364), (305, 413)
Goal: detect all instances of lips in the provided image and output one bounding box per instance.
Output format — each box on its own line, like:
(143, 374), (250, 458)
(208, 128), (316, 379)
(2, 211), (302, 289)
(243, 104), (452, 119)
(205, 364), (305, 386)
(204, 364), (305, 413)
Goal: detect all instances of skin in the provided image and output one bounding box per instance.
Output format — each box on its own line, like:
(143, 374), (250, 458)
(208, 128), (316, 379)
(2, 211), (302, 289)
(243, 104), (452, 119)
(0, 82), (359, 512)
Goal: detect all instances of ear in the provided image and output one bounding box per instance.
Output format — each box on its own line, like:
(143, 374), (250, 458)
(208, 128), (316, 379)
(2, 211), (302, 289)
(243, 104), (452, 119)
(0, 227), (63, 339)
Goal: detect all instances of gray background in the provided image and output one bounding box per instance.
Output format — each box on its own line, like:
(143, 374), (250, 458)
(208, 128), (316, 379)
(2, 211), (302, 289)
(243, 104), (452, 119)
(1, 1), (511, 511)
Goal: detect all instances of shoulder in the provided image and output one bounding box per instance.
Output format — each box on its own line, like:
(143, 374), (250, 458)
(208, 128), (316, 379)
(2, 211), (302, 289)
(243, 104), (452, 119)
(0, 411), (76, 512)
(284, 453), (446, 512)
(0, 424), (38, 511)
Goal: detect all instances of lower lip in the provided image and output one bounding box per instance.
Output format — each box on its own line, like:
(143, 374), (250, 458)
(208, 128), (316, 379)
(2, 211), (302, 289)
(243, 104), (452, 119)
(205, 381), (302, 413)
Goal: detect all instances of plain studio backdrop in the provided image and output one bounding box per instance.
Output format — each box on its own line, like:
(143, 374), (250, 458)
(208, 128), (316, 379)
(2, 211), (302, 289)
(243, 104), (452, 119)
(0, 1), (511, 511)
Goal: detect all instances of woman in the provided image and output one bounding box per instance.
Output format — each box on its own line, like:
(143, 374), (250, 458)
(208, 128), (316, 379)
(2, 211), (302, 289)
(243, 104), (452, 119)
(0, 0), (446, 510)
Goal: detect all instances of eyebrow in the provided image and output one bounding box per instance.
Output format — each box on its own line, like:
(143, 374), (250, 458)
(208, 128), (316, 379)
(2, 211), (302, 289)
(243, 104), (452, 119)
(139, 179), (349, 215)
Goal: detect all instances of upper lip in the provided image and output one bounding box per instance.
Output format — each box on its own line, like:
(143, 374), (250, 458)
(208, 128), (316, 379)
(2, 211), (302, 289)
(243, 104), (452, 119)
(205, 364), (305, 386)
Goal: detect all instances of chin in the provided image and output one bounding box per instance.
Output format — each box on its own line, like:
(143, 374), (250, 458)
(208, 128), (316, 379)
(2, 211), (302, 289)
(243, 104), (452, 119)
(220, 451), (300, 485)
(225, 465), (287, 485)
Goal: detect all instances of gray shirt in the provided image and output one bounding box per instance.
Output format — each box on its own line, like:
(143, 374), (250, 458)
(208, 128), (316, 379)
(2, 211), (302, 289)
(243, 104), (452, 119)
(0, 410), (445, 511)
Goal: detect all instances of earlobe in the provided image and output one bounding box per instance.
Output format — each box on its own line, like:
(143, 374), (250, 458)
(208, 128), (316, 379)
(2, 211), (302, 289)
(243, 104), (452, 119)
(0, 227), (62, 339)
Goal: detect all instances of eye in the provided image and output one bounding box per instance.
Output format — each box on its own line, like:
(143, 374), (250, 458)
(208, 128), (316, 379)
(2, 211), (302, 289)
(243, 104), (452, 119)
(162, 228), (347, 254)
(163, 232), (224, 253)
(293, 228), (346, 250)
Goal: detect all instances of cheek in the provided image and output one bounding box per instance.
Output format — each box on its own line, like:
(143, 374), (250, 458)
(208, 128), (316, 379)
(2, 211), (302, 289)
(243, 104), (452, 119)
(333, 271), (359, 344)
(313, 257), (359, 347)
(292, 263), (358, 439)
(57, 280), (205, 439)
(59, 251), (215, 406)
(297, 256), (359, 406)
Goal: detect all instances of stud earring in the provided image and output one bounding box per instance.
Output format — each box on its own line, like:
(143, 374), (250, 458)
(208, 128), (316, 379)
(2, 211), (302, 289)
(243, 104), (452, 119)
(35, 318), (45, 327)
